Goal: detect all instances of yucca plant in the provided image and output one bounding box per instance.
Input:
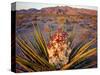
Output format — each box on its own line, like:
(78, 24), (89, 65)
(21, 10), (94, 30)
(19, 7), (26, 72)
(16, 23), (97, 72)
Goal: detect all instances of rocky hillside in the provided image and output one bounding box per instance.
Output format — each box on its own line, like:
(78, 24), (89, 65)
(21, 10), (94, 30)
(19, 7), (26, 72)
(16, 6), (97, 15)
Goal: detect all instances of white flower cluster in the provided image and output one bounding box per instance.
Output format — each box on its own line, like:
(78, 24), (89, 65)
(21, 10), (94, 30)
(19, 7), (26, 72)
(47, 30), (72, 69)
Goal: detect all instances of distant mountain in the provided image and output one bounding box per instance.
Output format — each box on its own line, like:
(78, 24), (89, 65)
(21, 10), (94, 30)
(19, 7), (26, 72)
(16, 6), (97, 15)
(16, 8), (39, 14)
(40, 6), (97, 15)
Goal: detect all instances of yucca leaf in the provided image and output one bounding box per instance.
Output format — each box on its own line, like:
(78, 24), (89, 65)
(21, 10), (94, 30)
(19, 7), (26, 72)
(22, 34), (41, 55)
(16, 37), (55, 70)
(71, 38), (96, 62)
(69, 41), (85, 60)
(33, 32), (48, 59)
(82, 61), (97, 68)
(62, 47), (96, 69)
(33, 24), (48, 60)
(16, 69), (24, 73)
(17, 43), (37, 63)
(70, 57), (96, 69)
(17, 37), (46, 65)
(16, 56), (34, 72)
(71, 49), (97, 69)
(17, 55), (52, 71)
(76, 38), (96, 54)
(73, 48), (96, 63)
(69, 25), (77, 47)
(16, 55), (41, 71)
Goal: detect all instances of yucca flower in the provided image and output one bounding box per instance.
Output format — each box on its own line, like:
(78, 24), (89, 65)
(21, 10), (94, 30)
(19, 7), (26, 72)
(47, 28), (72, 69)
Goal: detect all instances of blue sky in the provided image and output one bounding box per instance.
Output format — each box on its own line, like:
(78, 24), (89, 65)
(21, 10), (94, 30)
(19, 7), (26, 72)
(15, 2), (97, 10)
